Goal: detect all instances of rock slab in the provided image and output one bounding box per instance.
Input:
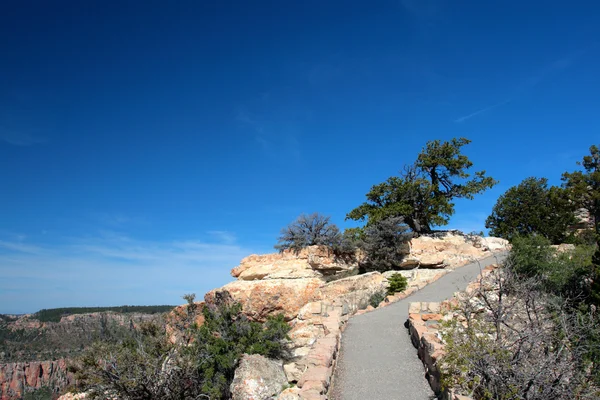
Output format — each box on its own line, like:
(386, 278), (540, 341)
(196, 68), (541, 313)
(230, 354), (288, 400)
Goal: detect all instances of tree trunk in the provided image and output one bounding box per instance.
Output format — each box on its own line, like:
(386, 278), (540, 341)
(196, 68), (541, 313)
(408, 216), (431, 235)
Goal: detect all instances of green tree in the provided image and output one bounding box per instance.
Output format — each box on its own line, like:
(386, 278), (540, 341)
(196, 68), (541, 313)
(562, 144), (600, 235)
(485, 177), (576, 243)
(347, 138), (497, 234)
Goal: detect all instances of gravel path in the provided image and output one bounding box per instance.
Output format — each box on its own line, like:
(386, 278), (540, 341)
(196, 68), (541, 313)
(329, 253), (506, 400)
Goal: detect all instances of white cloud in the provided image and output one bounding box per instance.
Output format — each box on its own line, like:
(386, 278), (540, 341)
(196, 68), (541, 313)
(0, 233), (254, 314)
(454, 99), (511, 123)
(207, 230), (237, 245)
(454, 49), (587, 123)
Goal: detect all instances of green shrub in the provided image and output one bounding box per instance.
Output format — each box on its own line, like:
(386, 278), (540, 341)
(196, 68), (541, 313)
(485, 177), (576, 244)
(73, 293), (290, 400)
(368, 290), (386, 308)
(22, 387), (53, 400)
(507, 235), (595, 302)
(440, 269), (600, 399)
(359, 217), (413, 272)
(386, 273), (408, 295)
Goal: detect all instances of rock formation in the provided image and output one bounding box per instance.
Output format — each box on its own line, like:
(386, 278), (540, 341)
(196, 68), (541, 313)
(0, 312), (163, 400)
(0, 359), (73, 400)
(201, 232), (508, 399)
(230, 354), (288, 400)
(18, 232), (508, 400)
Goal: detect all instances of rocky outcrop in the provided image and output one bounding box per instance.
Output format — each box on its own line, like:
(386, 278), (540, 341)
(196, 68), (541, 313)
(405, 232), (508, 269)
(46, 235), (507, 400)
(230, 354), (288, 400)
(203, 238), (507, 399)
(571, 208), (595, 231)
(57, 393), (88, 400)
(231, 247), (360, 281)
(205, 278), (324, 322)
(0, 359), (73, 400)
(165, 302), (205, 344)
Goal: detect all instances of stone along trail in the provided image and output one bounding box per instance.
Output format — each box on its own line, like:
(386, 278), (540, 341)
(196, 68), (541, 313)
(330, 254), (506, 400)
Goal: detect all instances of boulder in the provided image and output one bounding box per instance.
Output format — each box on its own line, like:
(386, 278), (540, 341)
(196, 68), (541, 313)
(552, 243), (576, 253)
(230, 354), (287, 400)
(405, 233), (507, 269)
(277, 387), (301, 399)
(231, 246), (359, 281)
(480, 237), (510, 252)
(205, 278), (323, 322)
(57, 394), (88, 400)
(570, 208), (595, 231)
(315, 272), (385, 300)
(413, 253), (446, 268)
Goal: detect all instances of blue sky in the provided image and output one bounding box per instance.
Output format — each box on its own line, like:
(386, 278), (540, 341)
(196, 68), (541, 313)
(1, 1), (599, 314)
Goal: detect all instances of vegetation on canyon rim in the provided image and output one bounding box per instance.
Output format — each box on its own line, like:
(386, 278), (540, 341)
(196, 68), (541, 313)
(70, 293), (290, 400)
(276, 137), (497, 271)
(441, 144), (600, 399)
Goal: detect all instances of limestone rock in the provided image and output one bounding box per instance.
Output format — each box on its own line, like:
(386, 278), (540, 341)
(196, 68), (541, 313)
(406, 232), (507, 269)
(57, 393), (88, 400)
(165, 302), (205, 344)
(277, 387), (301, 399)
(205, 278), (323, 322)
(570, 208), (594, 231)
(230, 354), (287, 400)
(288, 319), (326, 348)
(480, 237), (510, 252)
(552, 243), (576, 253)
(231, 246), (359, 281)
(316, 272), (385, 300)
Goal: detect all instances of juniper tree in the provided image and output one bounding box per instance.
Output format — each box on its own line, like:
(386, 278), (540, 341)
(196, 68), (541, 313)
(485, 177), (576, 243)
(347, 138), (497, 234)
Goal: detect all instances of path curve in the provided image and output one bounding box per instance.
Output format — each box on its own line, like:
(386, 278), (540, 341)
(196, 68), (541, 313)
(330, 253), (506, 400)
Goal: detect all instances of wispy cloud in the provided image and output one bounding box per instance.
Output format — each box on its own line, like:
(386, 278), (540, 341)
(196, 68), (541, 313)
(454, 49), (587, 123)
(0, 240), (44, 254)
(454, 99), (512, 123)
(0, 232), (254, 314)
(235, 108), (268, 147)
(235, 106), (302, 161)
(0, 128), (45, 146)
(207, 230), (237, 245)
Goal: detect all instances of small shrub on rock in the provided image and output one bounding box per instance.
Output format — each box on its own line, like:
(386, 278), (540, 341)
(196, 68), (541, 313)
(368, 290), (386, 308)
(386, 273), (408, 295)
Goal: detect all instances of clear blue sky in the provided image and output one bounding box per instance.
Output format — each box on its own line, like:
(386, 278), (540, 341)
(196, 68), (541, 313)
(1, 1), (599, 314)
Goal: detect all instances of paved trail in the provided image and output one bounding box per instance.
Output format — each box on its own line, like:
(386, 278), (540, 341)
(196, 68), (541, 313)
(330, 254), (506, 400)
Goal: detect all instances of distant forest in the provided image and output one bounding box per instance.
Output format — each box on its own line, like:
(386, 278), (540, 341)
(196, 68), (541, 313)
(33, 305), (176, 323)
